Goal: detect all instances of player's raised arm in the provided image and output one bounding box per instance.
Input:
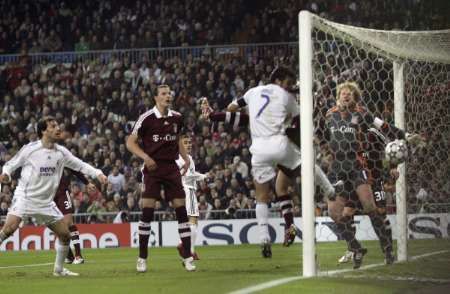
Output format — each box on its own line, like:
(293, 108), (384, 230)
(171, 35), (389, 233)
(60, 146), (107, 185)
(227, 96), (247, 113)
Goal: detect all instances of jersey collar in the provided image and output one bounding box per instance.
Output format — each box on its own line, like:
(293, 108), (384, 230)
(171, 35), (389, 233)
(153, 106), (173, 118)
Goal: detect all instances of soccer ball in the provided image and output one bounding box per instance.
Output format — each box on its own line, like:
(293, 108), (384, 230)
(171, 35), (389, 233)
(385, 139), (408, 164)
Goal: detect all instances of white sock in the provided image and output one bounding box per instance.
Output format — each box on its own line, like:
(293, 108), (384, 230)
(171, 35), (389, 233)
(315, 164), (334, 198)
(189, 223), (197, 253)
(256, 202), (270, 243)
(54, 240), (69, 272)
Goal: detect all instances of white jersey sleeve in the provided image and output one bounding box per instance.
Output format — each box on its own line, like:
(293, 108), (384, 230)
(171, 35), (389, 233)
(2, 145), (28, 178)
(58, 145), (103, 179)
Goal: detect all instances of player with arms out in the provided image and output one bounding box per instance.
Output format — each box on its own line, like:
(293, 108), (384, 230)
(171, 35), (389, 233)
(126, 85), (195, 272)
(0, 116), (108, 276)
(320, 81), (422, 268)
(224, 67), (337, 257)
(338, 127), (423, 265)
(202, 76), (337, 256)
(176, 133), (208, 260)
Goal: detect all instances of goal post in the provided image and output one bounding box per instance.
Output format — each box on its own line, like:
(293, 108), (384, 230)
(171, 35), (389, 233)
(299, 10), (450, 277)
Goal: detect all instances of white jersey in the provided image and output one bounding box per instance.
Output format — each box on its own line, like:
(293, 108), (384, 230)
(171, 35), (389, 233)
(176, 155), (206, 190)
(243, 84), (299, 139)
(2, 140), (102, 208)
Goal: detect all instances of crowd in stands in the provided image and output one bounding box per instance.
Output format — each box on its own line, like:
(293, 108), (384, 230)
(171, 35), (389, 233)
(0, 0), (449, 55)
(0, 0), (449, 223)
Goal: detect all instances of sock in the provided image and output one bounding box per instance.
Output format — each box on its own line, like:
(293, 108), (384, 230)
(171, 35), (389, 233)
(336, 216), (361, 251)
(256, 202), (270, 243)
(384, 215), (393, 253)
(189, 223), (197, 254)
(69, 225), (82, 257)
(66, 247), (74, 260)
(315, 164), (335, 198)
(54, 239), (69, 272)
(138, 207), (154, 259)
(175, 206), (191, 258)
(277, 195), (294, 229)
(369, 211), (392, 253)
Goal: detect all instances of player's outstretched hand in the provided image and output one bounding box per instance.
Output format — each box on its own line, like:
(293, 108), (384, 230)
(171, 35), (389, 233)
(200, 97), (213, 120)
(97, 174), (108, 185)
(406, 133), (426, 148)
(0, 173), (10, 183)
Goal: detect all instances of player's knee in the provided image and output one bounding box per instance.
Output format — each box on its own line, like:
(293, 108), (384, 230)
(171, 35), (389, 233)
(362, 202), (376, 213)
(377, 207), (386, 215)
(58, 231), (71, 244)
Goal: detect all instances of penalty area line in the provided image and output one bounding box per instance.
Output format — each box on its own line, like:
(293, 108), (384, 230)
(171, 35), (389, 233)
(228, 250), (449, 294)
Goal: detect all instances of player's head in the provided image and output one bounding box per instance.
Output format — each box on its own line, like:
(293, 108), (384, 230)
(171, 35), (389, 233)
(269, 66), (296, 91)
(154, 84), (172, 109)
(336, 81), (361, 111)
(180, 133), (193, 154)
(37, 116), (61, 141)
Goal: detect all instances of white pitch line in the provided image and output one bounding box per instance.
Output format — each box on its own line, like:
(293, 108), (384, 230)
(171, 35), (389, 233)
(0, 262), (53, 269)
(228, 250), (449, 294)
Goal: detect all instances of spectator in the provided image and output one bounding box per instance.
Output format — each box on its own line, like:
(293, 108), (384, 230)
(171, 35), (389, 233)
(107, 166), (126, 193)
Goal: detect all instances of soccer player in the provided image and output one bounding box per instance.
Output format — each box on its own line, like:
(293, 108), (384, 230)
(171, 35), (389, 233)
(223, 67), (337, 257)
(321, 81), (408, 269)
(176, 133), (208, 260)
(338, 128), (396, 265)
(0, 116), (108, 276)
(54, 168), (100, 265)
(126, 84), (195, 272)
(202, 90), (336, 256)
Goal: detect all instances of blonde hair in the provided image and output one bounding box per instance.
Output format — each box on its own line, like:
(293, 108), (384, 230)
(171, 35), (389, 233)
(336, 81), (362, 101)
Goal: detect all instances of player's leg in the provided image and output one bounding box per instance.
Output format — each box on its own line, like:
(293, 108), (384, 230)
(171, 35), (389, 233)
(48, 218), (79, 276)
(168, 167), (195, 272)
(371, 181), (394, 264)
(173, 197), (196, 271)
(254, 180), (273, 258)
(0, 214), (22, 245)
(189, 216), (199, 260)
(329, 188), (365, 269)
(63, 214), (84, 264)
(136, 174), (158, 273)
(185, 187), (200, 259)
(275, 168), (299, 247)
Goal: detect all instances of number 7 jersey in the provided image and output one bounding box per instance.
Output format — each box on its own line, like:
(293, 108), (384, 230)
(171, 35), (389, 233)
(241, 84), (299, 139)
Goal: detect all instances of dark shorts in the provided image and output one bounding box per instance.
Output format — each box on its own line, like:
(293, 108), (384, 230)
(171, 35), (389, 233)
(329, 163), (369, 208)
(54, 190), (74, 215)
(142, 161), (185, 201)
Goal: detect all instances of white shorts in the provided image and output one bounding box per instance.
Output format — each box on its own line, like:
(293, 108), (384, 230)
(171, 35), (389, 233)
(8, 199), (64, 226)
(250, 135), (301, 184)
(184, 187), (199, 217)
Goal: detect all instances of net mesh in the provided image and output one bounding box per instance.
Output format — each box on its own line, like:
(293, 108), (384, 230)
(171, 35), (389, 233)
(308, 14), (450, 272)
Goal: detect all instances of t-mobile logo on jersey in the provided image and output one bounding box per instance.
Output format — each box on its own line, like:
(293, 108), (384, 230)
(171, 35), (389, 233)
(153, 134), (177, 142)
(330, 125), (356, 134)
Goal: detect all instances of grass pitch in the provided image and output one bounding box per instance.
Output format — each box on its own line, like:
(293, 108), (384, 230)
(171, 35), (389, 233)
(1, 239), (449, 294)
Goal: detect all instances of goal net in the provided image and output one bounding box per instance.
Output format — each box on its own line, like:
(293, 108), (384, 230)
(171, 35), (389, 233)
(299, 11), (450, 277)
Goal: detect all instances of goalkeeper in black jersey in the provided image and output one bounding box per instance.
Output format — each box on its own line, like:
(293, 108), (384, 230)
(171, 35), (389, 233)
(319, 81), (407, 268)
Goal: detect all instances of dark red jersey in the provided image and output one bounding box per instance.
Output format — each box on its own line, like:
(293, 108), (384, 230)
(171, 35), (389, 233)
(132, 106), (184, 162)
